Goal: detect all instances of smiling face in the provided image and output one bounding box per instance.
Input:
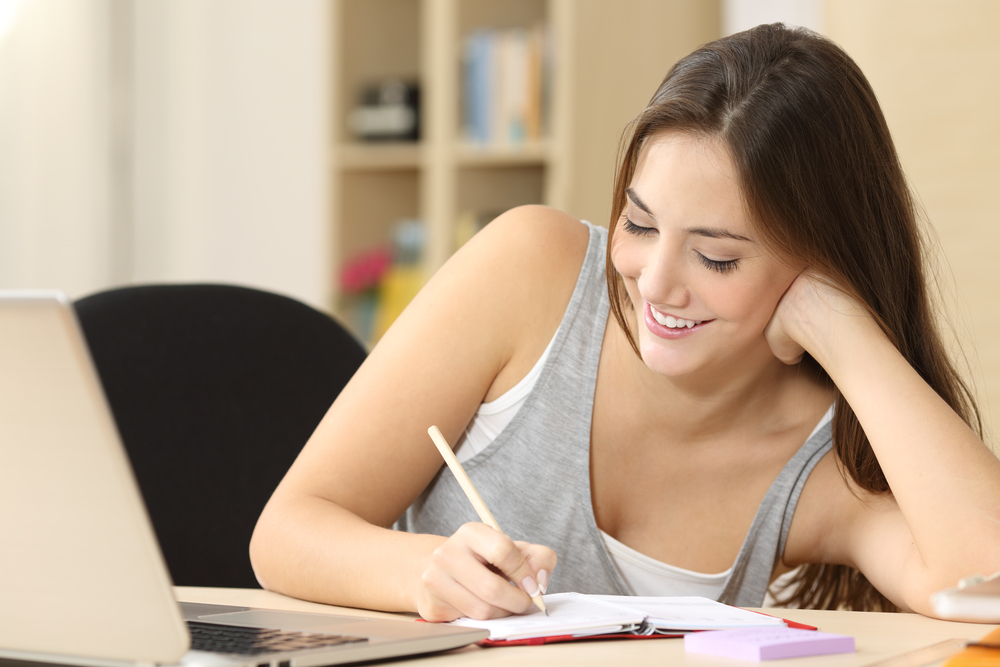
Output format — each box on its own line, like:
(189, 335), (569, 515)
(610, 132), (801, 382)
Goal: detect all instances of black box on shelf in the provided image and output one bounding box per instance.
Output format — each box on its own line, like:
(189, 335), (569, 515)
(349, 79), (420, 142)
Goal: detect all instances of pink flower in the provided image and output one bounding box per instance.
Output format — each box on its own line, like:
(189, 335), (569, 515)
(340, 246), (393, 293)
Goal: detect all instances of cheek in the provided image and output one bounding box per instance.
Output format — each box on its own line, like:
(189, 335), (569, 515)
(718, 272), (795, 326)
(609, 237), (647, 317)
(609, 234), (641, 281)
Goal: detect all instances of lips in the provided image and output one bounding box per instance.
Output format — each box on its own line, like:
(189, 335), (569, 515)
(649, 307), (704, 329)
(642, 304), (712, 340)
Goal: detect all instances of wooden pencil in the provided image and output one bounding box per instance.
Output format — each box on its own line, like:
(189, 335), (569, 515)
(427, 425), (548, 616)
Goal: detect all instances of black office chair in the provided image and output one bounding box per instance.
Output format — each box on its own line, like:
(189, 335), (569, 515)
(74, 284), (367, 588)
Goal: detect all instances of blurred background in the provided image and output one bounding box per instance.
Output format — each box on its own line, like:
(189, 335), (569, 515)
(1, 0), (997, 436)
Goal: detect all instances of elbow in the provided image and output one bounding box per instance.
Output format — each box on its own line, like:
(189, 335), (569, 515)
(248, 541), (269, 591)
(248, 505), (281, 593)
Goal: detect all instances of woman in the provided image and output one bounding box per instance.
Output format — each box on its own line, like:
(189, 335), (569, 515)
(250, 24), (1000, 621)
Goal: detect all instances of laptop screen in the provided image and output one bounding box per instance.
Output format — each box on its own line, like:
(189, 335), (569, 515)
(0, 293), (189, 663)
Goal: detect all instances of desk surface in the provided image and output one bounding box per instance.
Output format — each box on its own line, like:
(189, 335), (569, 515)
(176, 587), (997, 667)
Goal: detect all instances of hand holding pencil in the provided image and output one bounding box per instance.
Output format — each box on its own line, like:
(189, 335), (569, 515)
(428, 425), (550, 616)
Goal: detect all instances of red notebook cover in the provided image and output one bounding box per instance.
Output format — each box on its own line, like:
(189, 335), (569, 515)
(458, 614), (817, 647)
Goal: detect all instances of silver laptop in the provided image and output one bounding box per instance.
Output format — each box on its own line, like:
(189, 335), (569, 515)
(0, 291), (487, 667)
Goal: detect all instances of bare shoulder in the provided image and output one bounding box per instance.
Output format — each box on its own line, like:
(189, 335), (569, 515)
(451, 205), (593, 398)
(782, 449), (912, 606)
(783, 451), (895, 563)
(402, 204), (590, 341)
(782, 452), (859, 569)
(454, 205), (591, 293)
(430, 205), (592, 347)
(377, 203), (592, 387)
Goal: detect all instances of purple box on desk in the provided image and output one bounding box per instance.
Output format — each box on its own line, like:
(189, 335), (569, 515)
(684, 627), (855, 661)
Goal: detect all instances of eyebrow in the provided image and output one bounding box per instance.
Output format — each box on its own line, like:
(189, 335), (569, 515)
(685, 227), (754, 243)
(625, 187), (753, 243)
(625, 187), (657, 220)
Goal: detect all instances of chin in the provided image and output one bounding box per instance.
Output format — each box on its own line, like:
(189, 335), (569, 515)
(637, 339), (702, 378)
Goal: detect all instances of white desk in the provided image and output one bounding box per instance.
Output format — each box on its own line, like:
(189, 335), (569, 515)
(176, 587), (997, 666)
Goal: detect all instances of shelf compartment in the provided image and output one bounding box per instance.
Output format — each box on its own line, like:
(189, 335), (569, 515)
(338, 0), (422, 144)
(456, 164), (545, 222)
(338, 142), (423, 170)
(455, 140), (550, 167)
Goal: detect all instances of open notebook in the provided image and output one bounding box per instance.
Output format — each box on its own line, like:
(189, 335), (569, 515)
(448, 593), (791, 644)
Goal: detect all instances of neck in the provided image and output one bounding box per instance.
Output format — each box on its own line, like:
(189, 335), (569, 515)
(605, 322), (828, 443)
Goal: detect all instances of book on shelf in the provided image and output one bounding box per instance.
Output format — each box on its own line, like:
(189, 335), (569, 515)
(446, 593), (808, 646)
(463, 24), (549, 147)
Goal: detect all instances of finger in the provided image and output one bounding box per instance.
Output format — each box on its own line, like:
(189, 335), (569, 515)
(448, 572), (527, 619)
(455, 523), (540, 611)
(514, 541), (557, 593)
(438, 525), (534, 614)
(451, 555), (534, 615)
(472, 528), (543, 601)
(419, 565), (511, 621)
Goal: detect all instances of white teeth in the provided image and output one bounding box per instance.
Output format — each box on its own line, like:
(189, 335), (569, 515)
(651, 308), (702, 329)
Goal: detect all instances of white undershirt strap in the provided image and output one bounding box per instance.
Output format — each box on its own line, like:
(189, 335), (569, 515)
(454, 334), (556, 464)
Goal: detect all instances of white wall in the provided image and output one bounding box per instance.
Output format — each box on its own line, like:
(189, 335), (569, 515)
(0, 0), (331, 311)
(722, 0), (822, 34)
(132, 0), (331, 311)
(0, 0), (115, 296)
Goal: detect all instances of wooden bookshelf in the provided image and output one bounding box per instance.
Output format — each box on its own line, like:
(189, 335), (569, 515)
(338, 142), (423, 170)
(330, 0), (720, 345)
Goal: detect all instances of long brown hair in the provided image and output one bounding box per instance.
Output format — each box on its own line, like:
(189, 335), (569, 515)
(606, 23), (983, 611)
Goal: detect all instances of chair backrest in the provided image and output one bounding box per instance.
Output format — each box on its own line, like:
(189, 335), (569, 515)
(74, 284), (367, 588)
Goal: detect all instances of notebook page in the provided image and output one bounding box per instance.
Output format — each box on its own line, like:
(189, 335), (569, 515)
(448, 592), (645, 640)
(588, 595), (785, 631)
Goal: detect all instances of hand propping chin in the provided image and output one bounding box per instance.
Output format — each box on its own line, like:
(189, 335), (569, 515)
(765, 271), (864, 366)
(766, 320), (806, 365)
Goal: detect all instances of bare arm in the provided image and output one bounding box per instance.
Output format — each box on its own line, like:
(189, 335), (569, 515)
(249, 206), (588, 619)
(769, 275), (1000, 615)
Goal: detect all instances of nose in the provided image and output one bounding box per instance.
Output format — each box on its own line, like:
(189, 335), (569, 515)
(639, 246), (690, 309)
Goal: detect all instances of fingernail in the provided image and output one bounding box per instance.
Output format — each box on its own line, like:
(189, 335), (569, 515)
(521, 576), (540, 597)
(537, 569), (549, 594)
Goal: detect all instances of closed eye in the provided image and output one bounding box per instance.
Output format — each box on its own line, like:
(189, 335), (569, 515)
(696, 252), (740, 274)
(621, 215), (656, 237)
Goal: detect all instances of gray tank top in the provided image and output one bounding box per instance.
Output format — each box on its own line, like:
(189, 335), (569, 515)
(397, 221), (833, 606)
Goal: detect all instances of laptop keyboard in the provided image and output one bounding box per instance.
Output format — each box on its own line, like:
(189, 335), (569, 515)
(187, 621), (369, 655)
